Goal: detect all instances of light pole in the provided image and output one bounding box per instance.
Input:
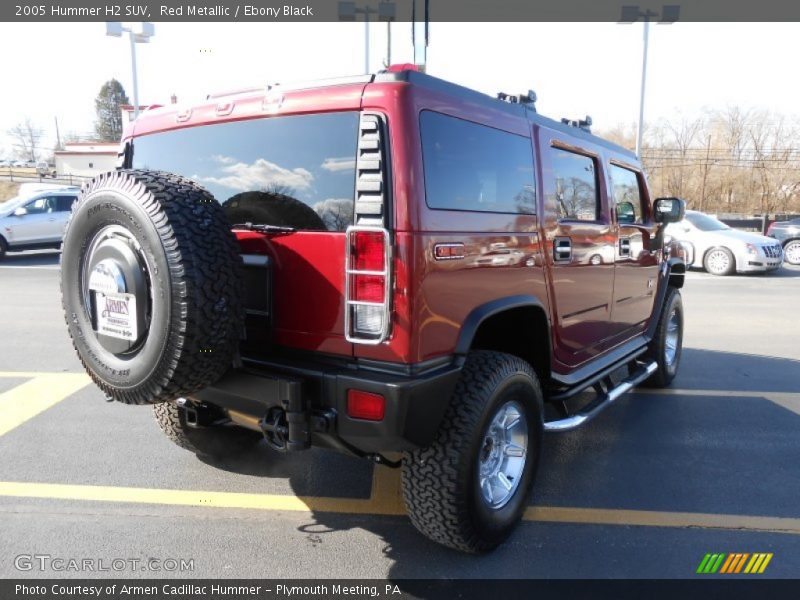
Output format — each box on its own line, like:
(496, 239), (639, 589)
(619, 5), (679, 158)
(106, 22), (155, 120)
(338, 1), (395, 74)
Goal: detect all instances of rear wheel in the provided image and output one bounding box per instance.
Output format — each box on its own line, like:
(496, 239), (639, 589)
(60, 170), (244, 405)
(703, 247), (735, 276)
(783, 240), (800, 265)
(154, 400), (262, 459)
(644, 287), (683, 388)
(402, 351), (543, 553)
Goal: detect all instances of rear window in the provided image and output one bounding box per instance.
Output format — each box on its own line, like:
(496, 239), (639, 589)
(420, 111), (536, 214)
(131, 112), (359, 231)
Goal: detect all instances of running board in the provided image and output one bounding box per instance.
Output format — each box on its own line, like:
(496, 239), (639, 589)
(544, 361), (657, 433)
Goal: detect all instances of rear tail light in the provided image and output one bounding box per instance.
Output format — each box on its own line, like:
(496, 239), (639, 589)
(345, 227), (391, 344)
(347, 389), (385, 421)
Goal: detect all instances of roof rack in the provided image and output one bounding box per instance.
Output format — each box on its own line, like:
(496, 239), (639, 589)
(497, 90), (537, 111)
(561, 115), (593, 133)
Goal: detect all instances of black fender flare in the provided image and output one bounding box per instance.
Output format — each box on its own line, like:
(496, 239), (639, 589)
(646, 258), (686, 339)
(454, 294), (552, 360)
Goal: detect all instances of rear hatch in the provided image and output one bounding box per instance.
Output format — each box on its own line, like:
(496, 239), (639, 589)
(128, 87), (369, 357)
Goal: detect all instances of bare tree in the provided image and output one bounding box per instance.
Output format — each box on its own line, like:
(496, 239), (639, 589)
(7, 118), (44, 161)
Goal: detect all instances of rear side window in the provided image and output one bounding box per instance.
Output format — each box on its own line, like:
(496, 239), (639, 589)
(550, 147), (600, 221)
(609, 164), (646, 224)
(131, 112), (360, 231)
(55, 196), (75, 212)
(420, 111), (535, 214)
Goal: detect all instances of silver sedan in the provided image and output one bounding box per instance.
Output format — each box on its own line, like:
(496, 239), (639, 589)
(665, 211), (783, 276)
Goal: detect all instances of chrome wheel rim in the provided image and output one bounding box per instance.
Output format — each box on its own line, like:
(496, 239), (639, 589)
(706, 249), (730, 274)
(478, 400), (528, 510)
(785, 242), (800, 265)
(664, 308), (680, 366)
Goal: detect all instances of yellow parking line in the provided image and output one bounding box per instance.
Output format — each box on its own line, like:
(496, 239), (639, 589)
(523, 505), (800, 535)
(0, 479), (799, 537)
(0, 373), (90, 437)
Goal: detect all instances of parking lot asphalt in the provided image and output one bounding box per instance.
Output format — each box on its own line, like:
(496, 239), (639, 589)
(0, 250), (798, 579)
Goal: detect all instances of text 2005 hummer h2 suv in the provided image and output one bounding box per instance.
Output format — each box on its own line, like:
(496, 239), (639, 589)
(61, 66), (686, 553)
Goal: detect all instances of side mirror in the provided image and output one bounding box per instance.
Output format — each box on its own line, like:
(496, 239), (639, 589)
(654, 197), (686, 224)
(13, 207), (27, 217)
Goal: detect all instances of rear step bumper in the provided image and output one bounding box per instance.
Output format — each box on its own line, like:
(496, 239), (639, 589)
(544, 361), (657, 432)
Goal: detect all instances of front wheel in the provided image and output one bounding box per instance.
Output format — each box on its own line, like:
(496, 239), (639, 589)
(783, 240), (800, 265)
(644, 287), (683, 388)
(703, 247), (735, 276)
(402, 351), (543, 553)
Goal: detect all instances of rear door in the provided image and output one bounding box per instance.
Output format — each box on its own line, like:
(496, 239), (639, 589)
(540, 135), (616, 367)
(607, 161), (659, 336)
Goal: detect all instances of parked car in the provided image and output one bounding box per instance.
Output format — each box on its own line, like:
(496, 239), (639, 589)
(36, 161), (57, 178)
(665, 210), (783, 275)
(766, 218), (800, 265)
(59, 66), (687, 553)
(0, 187), (78, 259)
(11, 160), (26, 167)
(0, 159), (12, 168)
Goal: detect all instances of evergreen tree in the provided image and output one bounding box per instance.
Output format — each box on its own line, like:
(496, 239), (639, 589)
(94, 79), (129, 142)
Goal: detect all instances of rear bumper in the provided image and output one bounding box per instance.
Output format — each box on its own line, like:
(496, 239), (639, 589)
(191, 355), (461, 454)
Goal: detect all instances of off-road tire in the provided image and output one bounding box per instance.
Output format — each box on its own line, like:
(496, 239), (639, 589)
(644, 287), (683, 388)
(703, 246), (735, 276)
(61, 170), (244, 405)
(154, 401), (262, 459)
(223, 191), (327, 231)
(402, 351), (544, 553)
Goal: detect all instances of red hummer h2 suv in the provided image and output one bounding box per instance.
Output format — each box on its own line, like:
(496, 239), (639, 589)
(61, 66), (687, 553)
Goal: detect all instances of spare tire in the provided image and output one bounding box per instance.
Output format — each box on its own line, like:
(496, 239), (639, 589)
(61, 170), (244, 405)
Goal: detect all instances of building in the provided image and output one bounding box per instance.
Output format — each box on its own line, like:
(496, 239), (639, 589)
(54, 142), (118, 178)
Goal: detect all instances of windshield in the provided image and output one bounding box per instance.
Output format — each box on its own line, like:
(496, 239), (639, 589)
(0, 195), (29, 215)
(685, 212), (730, 232)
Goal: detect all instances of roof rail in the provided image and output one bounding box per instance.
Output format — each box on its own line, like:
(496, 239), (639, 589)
(561, 115), (593, 133)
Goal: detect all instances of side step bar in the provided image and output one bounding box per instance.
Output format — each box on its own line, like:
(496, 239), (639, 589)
(544, 361), (657, 433)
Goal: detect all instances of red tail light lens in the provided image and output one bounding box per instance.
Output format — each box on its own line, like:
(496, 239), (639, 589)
(347, 389), (385, 421)
(353, 274), (385, 303)
(353, 231), (385, 272)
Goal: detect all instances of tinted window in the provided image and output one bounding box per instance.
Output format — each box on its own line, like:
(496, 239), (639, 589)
(610, 164), (645, 224)
(550, 147), (599, 221)
(25, 196), (58, 214)
(420, 111), (535, 214)
(55, 196), (75, 212)
(132, 112), (360, 231)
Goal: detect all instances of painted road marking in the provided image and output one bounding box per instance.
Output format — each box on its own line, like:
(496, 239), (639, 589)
(1, 478), (800, 536)
(0, 373), (798, 535)
(0, 372), (90, 437)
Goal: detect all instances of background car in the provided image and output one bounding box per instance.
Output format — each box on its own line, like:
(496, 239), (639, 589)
(35, 161), (56, 177)
(767, 218), (800, 265)
(665, 210), (783, 275)
(0, 187), (78, 259)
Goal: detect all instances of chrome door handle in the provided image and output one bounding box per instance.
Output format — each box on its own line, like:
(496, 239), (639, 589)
(553, 237), (572, 263)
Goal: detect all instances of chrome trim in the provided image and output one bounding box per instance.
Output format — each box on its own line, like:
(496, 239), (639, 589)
(544, 361), (657, 432)
(344, 225), (392, 345)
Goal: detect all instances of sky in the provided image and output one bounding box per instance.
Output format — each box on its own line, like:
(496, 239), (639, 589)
(0, 21), (799, 156)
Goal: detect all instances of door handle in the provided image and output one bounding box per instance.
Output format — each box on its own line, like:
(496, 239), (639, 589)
(553, 237), (572, 263)
(619, 237), (631, 257)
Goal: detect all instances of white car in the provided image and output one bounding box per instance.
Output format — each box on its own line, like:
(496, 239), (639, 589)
(0, 188), (78, 259)
(665, 210), (783, 275)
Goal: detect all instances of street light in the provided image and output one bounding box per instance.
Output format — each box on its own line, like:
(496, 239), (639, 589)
(338, 1), (395, 74)
(619, 5), (679, 158)
(106, 21), (155, 120)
